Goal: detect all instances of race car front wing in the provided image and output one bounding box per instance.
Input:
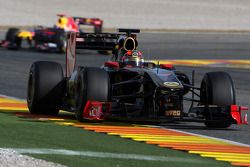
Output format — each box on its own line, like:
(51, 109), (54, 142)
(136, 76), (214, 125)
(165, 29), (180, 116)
(81, 101), (248, 124)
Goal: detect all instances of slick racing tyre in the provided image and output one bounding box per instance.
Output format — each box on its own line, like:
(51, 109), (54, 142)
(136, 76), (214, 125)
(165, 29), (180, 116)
(75, 67), (110, 122)
(27, 61), (64, 115)
(5, 28), (22, 50)
(200, 71), (236, 128)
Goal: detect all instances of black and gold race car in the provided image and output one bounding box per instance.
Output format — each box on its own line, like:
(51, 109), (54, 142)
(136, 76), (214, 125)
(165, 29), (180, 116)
(27, 29), (248, 128)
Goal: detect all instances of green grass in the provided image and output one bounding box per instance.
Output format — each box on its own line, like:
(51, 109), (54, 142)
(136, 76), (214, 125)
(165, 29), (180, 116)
(0, 111), (233, 167)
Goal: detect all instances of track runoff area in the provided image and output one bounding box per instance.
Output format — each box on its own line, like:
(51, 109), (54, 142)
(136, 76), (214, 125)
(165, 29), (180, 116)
(0, 94), (249, 167)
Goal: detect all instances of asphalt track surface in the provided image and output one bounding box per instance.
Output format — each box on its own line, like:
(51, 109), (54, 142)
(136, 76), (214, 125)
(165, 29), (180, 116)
(0, 32), (250, 145)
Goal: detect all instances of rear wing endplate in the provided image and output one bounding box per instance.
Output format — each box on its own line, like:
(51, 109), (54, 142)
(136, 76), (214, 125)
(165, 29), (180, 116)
(66, 32), (76, 77)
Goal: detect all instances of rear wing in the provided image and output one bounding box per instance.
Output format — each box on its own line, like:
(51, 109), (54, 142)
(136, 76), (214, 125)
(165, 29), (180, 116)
(119, 28), (140, 34)
(76, 33), (120, 50)
(75, 29), (140, 50)
(73, 17), (103, 27)
(66, 32), (120, 77)
(73, 17), (103, 33)
(57, 14), (103, 33)
(66, 29), (140, 77)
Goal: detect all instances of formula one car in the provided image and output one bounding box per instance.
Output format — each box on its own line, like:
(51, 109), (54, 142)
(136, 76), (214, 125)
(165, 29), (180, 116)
(27, 29), (248, 128)
(1, 14), (104, 53)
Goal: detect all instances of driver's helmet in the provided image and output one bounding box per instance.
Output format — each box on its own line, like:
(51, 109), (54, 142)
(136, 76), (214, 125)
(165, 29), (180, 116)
(121, 50), (144, 67)
(56, 16), (79, 32)
(56, 17), (68, 29)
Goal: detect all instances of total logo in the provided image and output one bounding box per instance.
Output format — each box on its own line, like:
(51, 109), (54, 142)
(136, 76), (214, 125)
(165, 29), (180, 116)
(163, 82), (180, 87)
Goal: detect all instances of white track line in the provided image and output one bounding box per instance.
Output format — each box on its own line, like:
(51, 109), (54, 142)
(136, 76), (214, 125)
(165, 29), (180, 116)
(0, 148), (205, 164)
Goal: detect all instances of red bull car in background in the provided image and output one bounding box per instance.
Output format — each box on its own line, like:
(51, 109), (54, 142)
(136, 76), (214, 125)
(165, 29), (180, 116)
(0, 14), (104, 53)
(27, 29), (248, 128)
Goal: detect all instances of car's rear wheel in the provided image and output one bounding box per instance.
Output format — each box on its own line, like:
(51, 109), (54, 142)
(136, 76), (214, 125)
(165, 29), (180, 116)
(75, 67), (110, 122)
(5, 28), (22, 50)
(200, 71), (236, 128)
(55, 30), (66, 53)
(27, 61), (64, 115)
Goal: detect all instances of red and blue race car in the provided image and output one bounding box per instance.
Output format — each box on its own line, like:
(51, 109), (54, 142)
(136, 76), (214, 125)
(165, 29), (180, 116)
(1, 14), (104, 53)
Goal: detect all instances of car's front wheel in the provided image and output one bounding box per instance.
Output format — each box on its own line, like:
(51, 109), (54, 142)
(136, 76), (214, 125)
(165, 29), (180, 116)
(200, 71), (236, 128)
(5, 28), (22, 50)
(75, 67), (110, 122)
